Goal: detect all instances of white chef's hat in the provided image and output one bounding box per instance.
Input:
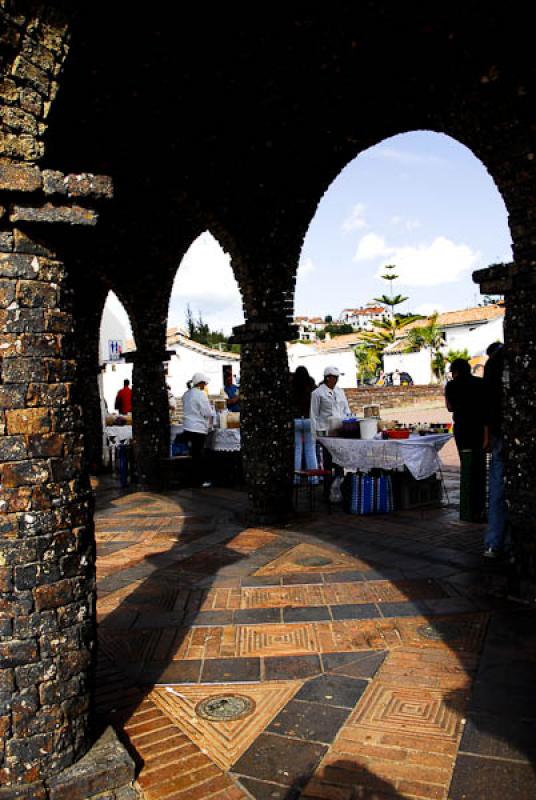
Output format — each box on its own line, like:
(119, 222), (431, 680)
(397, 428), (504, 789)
(191, 372), (210, 386)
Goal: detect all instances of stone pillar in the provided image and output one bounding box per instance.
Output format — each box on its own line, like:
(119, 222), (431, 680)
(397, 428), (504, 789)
(129, 350), (170, 488)
(230, 246), (298, 522)
(231, 319), (297, 522)
(474, 262), (536, 585)
(0, 167), (112, 790)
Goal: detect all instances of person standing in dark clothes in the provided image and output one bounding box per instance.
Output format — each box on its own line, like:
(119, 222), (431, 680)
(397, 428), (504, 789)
(445, 358), (486, 520)
(482, 342), (508, 557)
(445, 359), (486, 453)
(291, 366), (318, 482)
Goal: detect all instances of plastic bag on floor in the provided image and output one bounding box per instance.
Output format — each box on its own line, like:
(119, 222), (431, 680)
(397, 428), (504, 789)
(329, 475), (343, 503)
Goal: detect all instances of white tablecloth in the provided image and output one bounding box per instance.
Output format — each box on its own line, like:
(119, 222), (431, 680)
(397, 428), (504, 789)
(170, 425), (241, 453)
(318, 434), (452, 480)
(206, 428), (241, 452)
(105, 425), (133, 444)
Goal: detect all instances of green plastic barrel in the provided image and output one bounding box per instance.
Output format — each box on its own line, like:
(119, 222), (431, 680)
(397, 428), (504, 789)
(459, 449), (487, 523)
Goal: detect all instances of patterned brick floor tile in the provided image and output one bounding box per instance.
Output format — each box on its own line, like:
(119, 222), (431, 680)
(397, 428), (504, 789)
(238, 624), (320, 657)
(151, 681), (301, 769)
(348, 681), (467, 740)
(377, 647), (477, 690)
(315, 620), (402, 654)
(241, 585), (326, 609)
(254, 544), (371, 577)
(224, 529), (280, 553)
(394, 613), (489, 653)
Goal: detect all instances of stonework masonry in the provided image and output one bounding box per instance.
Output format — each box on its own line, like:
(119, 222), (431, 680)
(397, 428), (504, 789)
(3, 0), (536, 790)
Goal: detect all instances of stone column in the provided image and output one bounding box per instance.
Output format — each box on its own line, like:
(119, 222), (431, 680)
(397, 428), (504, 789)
(0, 166), (112, 790)
(129, 349), (171, 488)
(474, 262), (536, 586)
(231, 320), (296, 523)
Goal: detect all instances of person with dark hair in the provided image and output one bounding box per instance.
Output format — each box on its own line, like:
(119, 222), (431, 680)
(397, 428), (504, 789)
(482, 342), (508, 557)
(445, 358), (486, 521)
(445, 359), (485, 454)
(114, 379), (132, 415)
(292, 366), (318, 480)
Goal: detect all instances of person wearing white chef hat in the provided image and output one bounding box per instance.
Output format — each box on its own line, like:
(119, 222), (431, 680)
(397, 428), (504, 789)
(310, 366), (351, 496)
(181, 372), (213, 487)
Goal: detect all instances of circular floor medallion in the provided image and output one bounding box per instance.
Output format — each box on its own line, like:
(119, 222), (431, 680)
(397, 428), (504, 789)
(294, 555), (333, 567)
(417, 621), (464, 641)
(196, 694), (255, 721)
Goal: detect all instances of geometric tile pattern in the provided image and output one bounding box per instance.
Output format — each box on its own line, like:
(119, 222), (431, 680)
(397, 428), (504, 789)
(350, 681), (466, 740)
(224, 529), (281, 553)
(254, 543), (371, 576)
(92, 486), (526, 800)
(151, 681), (301, 769)
(241, 585), (326, 608)
(396, 613), (489, 653)
(238, 624), (319, 656)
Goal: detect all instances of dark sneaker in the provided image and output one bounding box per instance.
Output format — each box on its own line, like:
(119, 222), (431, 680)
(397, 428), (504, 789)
(483, 547), (499, 559)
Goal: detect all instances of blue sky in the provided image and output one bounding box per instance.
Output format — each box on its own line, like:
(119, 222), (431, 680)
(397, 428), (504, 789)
(107, 131), (513, 335)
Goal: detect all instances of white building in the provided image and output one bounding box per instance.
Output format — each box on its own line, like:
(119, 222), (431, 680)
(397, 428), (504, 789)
(99, 306), (240, 410)
(287, 333), (361, 388)
(383, 304), (505, 384)
(339, 304), (390, 330)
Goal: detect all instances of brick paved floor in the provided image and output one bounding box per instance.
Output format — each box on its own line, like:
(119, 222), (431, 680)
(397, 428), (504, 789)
(93, 481), (536, 800)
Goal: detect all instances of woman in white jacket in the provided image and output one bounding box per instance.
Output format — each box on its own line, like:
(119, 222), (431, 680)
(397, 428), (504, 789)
(182, 372), (213, 487)
(310, 366), (350, 437)
(310, 366), (350, 495)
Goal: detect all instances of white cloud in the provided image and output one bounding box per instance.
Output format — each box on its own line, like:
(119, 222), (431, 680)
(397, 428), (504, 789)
(376, 236), (481, 287)
(341, 203), (368, 232)
(170, 231), (244, 334)
(103, 291), (133, 338)
(172, 231), (239, 303)
(353, 232), (390, 262)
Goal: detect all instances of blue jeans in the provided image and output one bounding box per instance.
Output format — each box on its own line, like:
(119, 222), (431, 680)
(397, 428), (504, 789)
(294, 418), (318, 483)
(485, 435), (508, 550)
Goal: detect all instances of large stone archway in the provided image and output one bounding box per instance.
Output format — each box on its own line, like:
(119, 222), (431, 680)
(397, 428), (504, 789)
(2, 2), (536, 793)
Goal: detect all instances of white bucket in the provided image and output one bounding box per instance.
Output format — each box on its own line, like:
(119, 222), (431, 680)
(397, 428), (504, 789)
(360, 418), (378, 439)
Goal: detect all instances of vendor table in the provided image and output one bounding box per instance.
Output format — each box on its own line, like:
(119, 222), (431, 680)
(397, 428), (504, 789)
(105, 425), (132, 444)
(206, 428), (241, 452)
(170, 425), (241, 453)
(318, 434), (452, 481)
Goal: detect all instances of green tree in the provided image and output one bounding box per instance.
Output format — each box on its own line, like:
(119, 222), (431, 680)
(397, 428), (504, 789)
(354, 344), (380, 381)
(324, 314), (333, 323)
(403, 313), (446, 379)
(373, 264), (409, 317)
(446, 348), (470, 363)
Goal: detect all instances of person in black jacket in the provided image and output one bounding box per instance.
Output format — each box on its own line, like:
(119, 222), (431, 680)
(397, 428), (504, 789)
(482, 343), (508, 557)
(445, 358), (487, 521)
(445, 358), (486, 454)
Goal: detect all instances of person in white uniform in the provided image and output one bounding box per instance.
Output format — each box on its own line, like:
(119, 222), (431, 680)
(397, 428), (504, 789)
(182, 372), (213, 487)
(310, 366), (350, 496)
(310, 366), (350, 437)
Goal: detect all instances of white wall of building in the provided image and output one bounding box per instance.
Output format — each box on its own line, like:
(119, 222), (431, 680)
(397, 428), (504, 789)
(99, 303), (130, 364)
(287, 344), (357, 387)
(383, 348), (433, 385)
(165, 346), (239, 398)
(443, 316), (504, 356)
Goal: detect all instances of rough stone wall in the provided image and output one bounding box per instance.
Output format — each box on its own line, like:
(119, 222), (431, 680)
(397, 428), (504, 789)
(345, 386), (445, 413)
(0, 234), (95, 786)
(0, 154), (112, 790)
(0, 2), (70, 163)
